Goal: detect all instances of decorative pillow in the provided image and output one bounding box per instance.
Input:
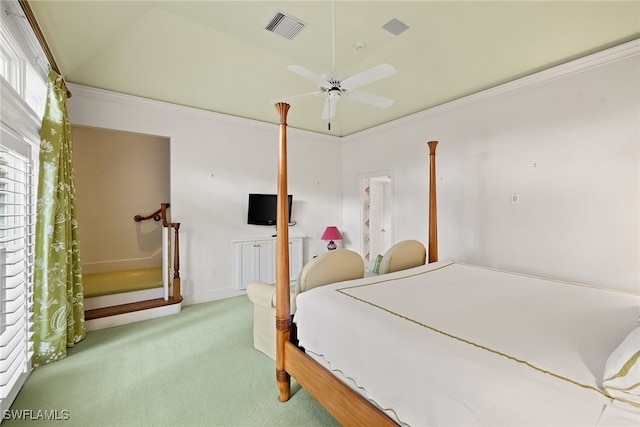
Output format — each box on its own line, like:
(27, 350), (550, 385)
(602, 326), (640, 406)
(372, 254), (384, 274)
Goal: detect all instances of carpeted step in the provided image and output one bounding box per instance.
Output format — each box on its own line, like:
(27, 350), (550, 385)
(83, 267), (164, 298)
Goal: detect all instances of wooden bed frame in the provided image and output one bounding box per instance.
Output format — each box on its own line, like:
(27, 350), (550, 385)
(273, 103), (438, 425)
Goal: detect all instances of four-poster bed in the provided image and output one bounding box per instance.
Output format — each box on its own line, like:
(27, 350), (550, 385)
(274, 102), (398, 424)
(272, 103), (640, 426)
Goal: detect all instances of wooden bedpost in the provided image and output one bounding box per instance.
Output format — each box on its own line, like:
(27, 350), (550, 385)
(274, 102), (292, 402)
(427, 140), (438, 263)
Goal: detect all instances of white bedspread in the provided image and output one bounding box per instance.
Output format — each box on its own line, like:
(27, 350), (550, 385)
(294, 261), (640, 426)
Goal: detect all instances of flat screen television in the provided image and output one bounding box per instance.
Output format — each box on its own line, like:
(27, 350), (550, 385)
(247, 193), (292, 226)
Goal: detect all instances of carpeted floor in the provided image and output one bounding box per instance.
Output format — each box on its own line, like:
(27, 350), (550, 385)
(4, 296), (339, 426)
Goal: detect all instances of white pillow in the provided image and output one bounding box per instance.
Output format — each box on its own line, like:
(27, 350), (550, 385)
(603, 326), (640, 406)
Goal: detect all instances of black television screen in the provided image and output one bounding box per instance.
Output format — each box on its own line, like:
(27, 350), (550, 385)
(247, 194), (292, 225)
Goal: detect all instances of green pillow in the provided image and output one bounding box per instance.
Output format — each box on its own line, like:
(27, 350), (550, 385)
(372, 254), (384, 274)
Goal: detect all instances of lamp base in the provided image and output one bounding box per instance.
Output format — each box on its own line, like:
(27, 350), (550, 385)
(327, 240), (337, 250)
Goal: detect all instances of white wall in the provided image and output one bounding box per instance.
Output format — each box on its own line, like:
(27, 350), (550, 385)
(67, 41), (639, 298)
(342, 42), (639, 293)
(67, 87), (343, 304)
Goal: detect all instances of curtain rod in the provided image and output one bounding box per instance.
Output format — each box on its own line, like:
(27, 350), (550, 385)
(18, 0), (72, 98)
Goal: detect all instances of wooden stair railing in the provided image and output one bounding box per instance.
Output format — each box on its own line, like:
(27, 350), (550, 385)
(133, 208), (162, 222)
(160, 203), (181, 302)
(134, 203), (182, 303)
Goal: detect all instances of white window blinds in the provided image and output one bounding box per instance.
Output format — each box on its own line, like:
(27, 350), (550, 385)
(0, 0), (46, 412)
(0, 123), (35, 413)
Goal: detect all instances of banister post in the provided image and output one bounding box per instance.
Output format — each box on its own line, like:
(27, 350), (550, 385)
(158, 202), (181, 302)
(172, 224), (181, 301)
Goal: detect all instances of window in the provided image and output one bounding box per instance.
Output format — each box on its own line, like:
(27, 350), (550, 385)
(0, 0), (47, 413)
(0, 125), (36, 412)
(24, 64), (46, 117)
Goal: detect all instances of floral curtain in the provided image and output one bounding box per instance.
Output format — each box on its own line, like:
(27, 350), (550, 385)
(33, 70), (85, 366)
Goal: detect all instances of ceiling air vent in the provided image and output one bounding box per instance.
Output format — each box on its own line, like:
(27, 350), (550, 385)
(382, 18), (410, 36)
(265, 10), (306, 40)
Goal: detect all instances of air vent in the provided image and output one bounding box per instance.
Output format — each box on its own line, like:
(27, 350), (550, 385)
(265, 10), (306, 40)
(382, 18), (409, 36)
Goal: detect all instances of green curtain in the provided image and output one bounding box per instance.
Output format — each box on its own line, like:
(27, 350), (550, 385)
(33, 70), (86, 367)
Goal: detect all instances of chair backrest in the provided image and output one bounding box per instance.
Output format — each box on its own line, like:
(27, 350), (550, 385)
(378, 239), (426, 274)
(295, 249), (365, 295)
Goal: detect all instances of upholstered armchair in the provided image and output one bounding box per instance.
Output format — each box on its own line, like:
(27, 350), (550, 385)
(375, 239), (426, 274)
(246, 249), (365, 360)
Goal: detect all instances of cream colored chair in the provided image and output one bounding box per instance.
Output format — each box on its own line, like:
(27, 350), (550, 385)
(377, 239), (426, 274)
(246, 249), (364, 360)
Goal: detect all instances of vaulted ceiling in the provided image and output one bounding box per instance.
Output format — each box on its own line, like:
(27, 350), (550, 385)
(29, 1), (640, 136)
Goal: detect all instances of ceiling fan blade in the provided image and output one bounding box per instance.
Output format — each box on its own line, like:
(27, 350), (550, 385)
(340, 63), (395, 90)
(321, 95), (339, 120)
(343, 90), (394, 108)
(273, 91), (322, 104)
(287, 65), (330, 87)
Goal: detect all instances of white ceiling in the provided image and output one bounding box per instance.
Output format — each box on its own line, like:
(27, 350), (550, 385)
(29, 1), (640, 137)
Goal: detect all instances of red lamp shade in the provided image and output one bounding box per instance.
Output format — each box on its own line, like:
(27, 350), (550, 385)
(321, 226), (343, 250)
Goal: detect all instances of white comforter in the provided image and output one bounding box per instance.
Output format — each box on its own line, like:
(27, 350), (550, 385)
(294, 261), (640, 426)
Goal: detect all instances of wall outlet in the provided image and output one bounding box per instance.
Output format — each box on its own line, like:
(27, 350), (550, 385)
(511, 193), (520, 204)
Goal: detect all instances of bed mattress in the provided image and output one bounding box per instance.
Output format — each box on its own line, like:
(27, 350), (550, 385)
(294, 261), (640, 426)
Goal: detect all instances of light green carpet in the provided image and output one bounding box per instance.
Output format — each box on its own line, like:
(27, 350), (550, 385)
(5, 296), (339, 426)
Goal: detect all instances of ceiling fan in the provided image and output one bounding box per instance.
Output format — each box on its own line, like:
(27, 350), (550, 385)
(278, 1), (396, 126)
(285, 64), (395, 120)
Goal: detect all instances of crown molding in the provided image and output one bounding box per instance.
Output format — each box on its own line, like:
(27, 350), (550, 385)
(66, 38), (639, 145)
(66, 83), (341, 144)
(343, 38), (640, 143)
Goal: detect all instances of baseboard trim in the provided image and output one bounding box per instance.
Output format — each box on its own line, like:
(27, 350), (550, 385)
(181, 288), (246, 306)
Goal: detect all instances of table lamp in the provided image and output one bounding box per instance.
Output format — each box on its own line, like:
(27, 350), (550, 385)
(321, 226), (343, 250)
